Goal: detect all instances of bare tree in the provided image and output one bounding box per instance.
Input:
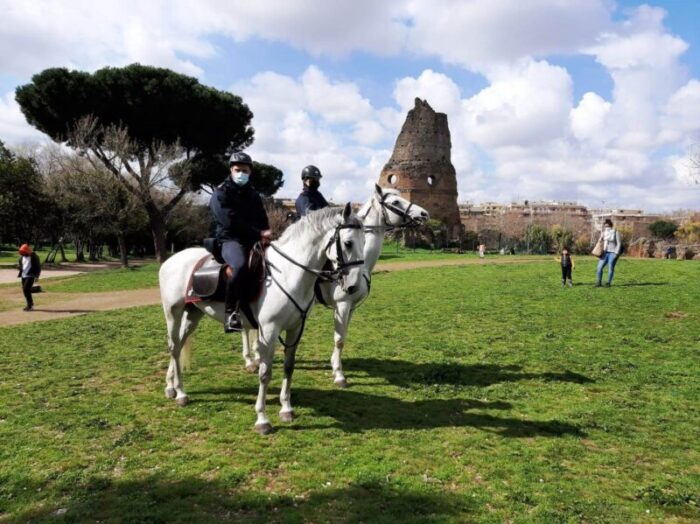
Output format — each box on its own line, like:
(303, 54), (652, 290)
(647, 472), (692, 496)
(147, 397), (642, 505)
(69, 116), (187, 262)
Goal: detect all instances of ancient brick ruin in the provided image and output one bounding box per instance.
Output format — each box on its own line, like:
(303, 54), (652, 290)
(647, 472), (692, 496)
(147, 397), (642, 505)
(378, 98), (462, 237)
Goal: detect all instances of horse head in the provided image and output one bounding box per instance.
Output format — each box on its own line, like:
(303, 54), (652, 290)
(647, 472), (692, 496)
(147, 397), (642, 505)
(324, 202), (365, 295)
(373, 184), (429, 227)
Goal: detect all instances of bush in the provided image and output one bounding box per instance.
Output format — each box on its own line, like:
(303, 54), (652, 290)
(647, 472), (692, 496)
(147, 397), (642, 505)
(675, 221), (700, 243)
(574, 234), (592, 255)
(648, 220), (678, 239)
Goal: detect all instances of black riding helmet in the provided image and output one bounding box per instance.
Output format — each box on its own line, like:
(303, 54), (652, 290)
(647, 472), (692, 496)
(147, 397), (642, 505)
(229, 151), (253, 166)
(301, 165), (322, 180)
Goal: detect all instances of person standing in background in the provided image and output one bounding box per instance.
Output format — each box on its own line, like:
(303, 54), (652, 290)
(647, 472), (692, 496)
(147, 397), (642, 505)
(596, 219), (622, 287)
(17, 243), (41, 311)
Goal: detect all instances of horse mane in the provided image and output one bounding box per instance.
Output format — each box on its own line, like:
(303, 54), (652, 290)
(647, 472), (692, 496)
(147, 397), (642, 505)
(277, 207), (362, 245)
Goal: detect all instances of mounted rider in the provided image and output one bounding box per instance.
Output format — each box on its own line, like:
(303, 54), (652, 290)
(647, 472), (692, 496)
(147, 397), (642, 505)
(295, 165), (329, 217)
(209, 152), (271, 333)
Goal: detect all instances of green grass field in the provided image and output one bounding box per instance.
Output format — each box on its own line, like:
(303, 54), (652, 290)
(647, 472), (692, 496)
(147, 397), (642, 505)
(0, 258), (698, 522)
(43, 263), (161, 293)
(0, 246), (80, 267)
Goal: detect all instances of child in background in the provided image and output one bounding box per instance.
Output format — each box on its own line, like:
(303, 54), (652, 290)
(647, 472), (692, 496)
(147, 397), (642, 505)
(557, 247), (575, 287)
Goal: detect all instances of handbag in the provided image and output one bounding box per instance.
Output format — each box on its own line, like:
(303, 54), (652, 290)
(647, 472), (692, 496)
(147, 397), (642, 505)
(591, 237), (603, 257)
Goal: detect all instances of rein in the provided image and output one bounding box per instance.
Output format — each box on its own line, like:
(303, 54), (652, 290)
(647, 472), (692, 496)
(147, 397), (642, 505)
(263, 221), (364, 349)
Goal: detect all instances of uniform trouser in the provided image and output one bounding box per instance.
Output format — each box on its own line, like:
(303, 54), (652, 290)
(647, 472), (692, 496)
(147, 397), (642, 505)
(21, 277), (35, 307)
(221, 240), (248, 312)
(596, 252), (618, 284)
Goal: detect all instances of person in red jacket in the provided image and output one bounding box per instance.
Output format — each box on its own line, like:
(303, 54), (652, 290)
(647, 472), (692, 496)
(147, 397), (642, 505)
(17, 243), (41, 311)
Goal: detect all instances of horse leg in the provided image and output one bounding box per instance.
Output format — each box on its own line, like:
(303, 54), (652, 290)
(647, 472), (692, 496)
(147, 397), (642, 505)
(165, 305), (203, 406)
(164, 305), (185, 403)
(279, 324), (302, 422)
(331, 302), (354, 388)
(253, 326), (278, 435)
(242, 328), (259, 373)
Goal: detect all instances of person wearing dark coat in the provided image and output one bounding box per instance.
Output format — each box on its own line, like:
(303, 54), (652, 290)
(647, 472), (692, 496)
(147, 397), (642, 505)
(17, 243), (41, 311)
(210, 152), (271, 332)
(295, 165), (329, 217)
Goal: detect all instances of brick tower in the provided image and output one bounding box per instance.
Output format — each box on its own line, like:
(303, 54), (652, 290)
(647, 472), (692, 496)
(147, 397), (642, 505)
(378, 98), (461, 236)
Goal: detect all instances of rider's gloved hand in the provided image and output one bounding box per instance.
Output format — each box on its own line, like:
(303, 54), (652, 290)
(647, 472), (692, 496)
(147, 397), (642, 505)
(260, 229), (272, 247)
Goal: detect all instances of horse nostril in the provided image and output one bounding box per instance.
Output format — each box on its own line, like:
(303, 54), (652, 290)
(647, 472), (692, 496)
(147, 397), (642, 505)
(347, 285), (358, 295)
(421, 211), (428, 217)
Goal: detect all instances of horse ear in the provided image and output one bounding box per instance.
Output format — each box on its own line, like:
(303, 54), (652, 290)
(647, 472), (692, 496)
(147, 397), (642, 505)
(343, 202), (352, 220)
(375, 184), (383, 197)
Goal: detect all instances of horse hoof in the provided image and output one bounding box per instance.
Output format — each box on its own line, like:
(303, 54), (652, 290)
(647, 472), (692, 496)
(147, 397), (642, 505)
(245, 363), (258, 373)
(279, 410), (295, 423)
(254, 423), (274, 435)
(165, 388), (177, 399)
(175, 396), (189, 407)
(334, 378), (349, 389)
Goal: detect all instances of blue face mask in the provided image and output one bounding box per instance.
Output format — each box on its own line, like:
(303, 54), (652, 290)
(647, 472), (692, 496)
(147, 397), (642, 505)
(232, 172), (249, 186)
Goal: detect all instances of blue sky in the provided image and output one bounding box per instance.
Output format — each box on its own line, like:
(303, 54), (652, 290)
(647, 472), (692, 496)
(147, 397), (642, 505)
(1, 0), (699, 212)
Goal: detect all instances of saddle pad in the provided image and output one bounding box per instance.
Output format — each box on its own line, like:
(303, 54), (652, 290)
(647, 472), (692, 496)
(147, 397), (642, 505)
(185, 255), (225, 303)
(184, 251), (266, 305)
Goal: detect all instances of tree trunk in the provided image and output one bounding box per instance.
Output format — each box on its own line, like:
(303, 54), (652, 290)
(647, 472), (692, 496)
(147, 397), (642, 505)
(75, 238), (85, 262)
(88, 239), (99, 262)
(117, 233), (129, 268)
(148, 209), (168, 264)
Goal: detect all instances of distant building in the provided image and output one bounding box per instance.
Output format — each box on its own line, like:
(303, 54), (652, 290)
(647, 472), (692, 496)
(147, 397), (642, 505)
(460, 200), (592, 244)
(591, 209), (661, 237)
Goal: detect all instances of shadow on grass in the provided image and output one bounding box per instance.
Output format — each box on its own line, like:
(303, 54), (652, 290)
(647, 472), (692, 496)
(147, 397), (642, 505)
(14, 476), (473, 523)
(31, 308), (98, 314)
(207, 387), (584, 437)
(296, 358), (593, 388)
(612, 282), (669, 287)
(576, 281), (669, 287)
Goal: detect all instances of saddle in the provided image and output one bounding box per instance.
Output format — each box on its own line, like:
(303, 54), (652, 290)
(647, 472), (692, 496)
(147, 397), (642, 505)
(185, 240), (266, 305)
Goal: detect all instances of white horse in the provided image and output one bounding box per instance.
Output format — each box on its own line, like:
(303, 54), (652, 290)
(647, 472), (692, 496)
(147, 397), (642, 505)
(158, 204), (365, 434)
(315, 185), (429, 387)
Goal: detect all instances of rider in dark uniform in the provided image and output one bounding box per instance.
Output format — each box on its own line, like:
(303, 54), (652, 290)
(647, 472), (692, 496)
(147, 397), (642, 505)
(295, 165), (329, 217)
(210, 152), (271, 333)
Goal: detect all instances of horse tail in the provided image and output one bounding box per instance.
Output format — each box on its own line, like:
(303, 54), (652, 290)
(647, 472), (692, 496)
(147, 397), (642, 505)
(181, 335), (193, 371)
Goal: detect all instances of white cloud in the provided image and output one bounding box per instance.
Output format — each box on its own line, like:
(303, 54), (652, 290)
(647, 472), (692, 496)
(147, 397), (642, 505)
(570, 92), (612, 144)
(393, 70), (462, 114)
(459, 59), (573, 149)
(232, 66), (400, 202)
(0, 0), (210, 77)
(1, 0), (699, 212)
(0, 91), (48, 145)
(404, 0), (612, 72)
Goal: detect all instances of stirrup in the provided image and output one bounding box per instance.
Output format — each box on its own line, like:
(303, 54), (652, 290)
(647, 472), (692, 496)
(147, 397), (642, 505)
(224, 310), (242, 333)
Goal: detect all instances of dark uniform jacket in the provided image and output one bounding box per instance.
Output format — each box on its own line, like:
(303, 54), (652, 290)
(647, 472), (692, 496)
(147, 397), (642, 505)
(17, 253), (41, 278)
(210, 178), (270, 247)
(295, 187), (329, 217)
(560, 253), (573, 267)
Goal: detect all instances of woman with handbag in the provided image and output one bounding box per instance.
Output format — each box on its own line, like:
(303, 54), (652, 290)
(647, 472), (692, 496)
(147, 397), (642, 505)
(593, 219), (622, 287)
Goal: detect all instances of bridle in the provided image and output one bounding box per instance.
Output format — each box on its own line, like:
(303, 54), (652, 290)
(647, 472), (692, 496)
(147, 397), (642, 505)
(267, 222), (364, 282)
(362, 192), (424, 233)
(261, 220), (364, 348)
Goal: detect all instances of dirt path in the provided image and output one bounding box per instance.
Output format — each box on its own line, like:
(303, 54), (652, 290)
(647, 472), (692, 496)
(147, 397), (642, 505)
(0, 257), (543, 327)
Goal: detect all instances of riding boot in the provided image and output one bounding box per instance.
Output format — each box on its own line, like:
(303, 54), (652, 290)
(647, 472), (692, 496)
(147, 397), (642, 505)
(224, 277), (242, 333)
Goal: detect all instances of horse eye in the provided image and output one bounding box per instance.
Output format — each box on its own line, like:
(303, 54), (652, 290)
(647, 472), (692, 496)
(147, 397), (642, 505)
(344, 240), (353, 249)
(393, 200), (401, 206)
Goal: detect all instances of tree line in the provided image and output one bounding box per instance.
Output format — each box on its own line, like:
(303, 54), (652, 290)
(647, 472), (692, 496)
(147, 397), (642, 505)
(5, 63), (284, 264)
